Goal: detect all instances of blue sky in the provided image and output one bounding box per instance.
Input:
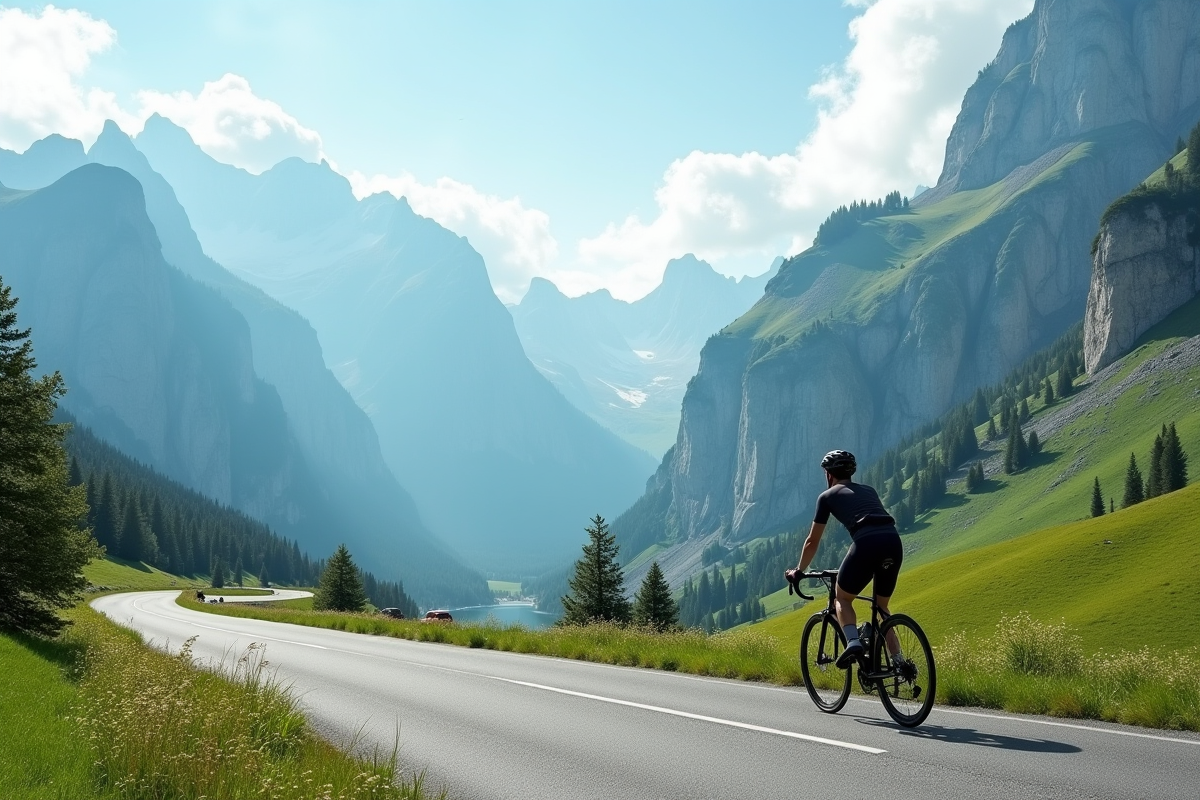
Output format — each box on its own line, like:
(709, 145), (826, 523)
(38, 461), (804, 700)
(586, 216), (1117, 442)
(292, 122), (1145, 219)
(0, 1), (1032, 300)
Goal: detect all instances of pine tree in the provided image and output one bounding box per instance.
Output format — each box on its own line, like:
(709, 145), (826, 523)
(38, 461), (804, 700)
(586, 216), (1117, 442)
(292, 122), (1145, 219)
(1123, 453), (1144, 508)
(972, 389), (989, 425)
(233, 556), (244, 586)
(313, 544), (368, 612)
(1056, 365), (1073, 399)
(259, 562), (270, 588)
(1027, 430), (1040, 456)
(1146, 430), (1165, 499)
(632, 562), (679, 631)
(560, 515), (631, 625)
(1043, 377), (1054, 405)
(210, 555), (226, 588)
(119, 500), (146, 562)
(92, 476), (120, 554)
(0, 280), (99, 635)
(1162, 422), (1189, 492)
(1091, 477), (1105, 518)
(986, 416), (998, 441)
(1019, 398), (1031, 423)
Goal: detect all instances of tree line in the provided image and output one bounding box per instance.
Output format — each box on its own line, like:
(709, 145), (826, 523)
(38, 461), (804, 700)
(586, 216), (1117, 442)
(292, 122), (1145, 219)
(1093, 422), (1190, 517)
(813, 190), (910, 247)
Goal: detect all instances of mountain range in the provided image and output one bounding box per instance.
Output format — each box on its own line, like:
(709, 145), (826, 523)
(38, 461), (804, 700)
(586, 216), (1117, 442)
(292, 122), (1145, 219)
(130, 116), (657, 575)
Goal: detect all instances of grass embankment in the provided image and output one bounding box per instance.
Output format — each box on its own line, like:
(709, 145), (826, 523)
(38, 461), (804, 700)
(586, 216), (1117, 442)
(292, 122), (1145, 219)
(179, 595), (805, 684)
(0, 607), (441, 799)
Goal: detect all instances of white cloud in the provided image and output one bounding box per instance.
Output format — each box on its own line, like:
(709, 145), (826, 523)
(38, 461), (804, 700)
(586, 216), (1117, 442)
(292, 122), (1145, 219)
(0, 6), (319, 172)
(136, 74), (323, 173)
(576, 0), (1034, 300)
(350, 171), (558, 304)
(0, 5), (132, 150)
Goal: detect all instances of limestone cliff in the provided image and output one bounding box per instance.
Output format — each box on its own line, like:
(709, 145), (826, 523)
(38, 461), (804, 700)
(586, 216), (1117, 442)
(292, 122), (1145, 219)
(1085, 191), (1200, 373)
(616, 0), (1200, 551)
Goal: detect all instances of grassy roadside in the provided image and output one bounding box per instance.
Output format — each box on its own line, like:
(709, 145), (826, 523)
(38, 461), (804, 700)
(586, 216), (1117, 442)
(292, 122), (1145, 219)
(0, 606), (444, 800)
(179, 593), (1200, 731)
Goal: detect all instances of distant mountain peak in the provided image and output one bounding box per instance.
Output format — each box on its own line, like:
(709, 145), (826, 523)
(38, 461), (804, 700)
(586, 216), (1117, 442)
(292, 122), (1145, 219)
(523, 276), (568, 305)
(661, 254), (718, 284)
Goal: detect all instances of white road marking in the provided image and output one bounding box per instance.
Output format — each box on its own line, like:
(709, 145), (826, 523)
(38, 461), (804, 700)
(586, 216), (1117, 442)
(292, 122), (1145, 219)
(932, 706), (1200, 747)
(487, 676), (887, 754)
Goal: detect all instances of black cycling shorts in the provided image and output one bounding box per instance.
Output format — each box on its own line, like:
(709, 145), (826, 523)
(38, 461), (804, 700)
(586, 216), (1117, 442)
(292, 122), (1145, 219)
(836, 528), (903, 597)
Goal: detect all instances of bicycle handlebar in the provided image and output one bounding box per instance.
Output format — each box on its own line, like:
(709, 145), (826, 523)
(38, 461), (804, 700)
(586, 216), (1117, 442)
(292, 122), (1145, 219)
(786, 569), (839, 601)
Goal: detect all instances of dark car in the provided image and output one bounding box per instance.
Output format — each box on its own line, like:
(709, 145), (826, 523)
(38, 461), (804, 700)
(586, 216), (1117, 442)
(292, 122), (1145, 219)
(379, 608), (406, 619)
(422, 610), (453, 622)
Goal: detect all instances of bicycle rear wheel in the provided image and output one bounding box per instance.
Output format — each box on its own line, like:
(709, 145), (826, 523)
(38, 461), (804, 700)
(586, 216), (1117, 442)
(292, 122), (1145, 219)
(872, 613), (935, 727)
(799, 613), (851, 713)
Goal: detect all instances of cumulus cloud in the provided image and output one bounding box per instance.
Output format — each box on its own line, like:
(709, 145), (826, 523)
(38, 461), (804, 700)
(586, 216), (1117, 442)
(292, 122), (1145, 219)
(577, 0), (1034, 300)
(136, 74), (323, 173)
(0, 5), (132, 150)
(350, 171), (558, 304)
(0, 7), (319, 172)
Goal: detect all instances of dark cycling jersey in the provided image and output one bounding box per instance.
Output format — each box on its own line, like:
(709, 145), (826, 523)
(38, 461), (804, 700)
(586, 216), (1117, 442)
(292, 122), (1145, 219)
(814, 482), (896, 537)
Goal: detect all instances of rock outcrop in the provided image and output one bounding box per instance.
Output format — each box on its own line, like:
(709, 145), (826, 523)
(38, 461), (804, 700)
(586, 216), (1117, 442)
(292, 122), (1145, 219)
(616, 0), (1200, 551)
(1085, 195), (1200, 372)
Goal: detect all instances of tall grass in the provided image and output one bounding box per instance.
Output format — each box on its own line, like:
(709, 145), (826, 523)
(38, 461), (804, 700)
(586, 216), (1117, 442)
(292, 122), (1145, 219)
(0, 632), (101, 800)
(939, 613), (1200, 730)
(67, 609), (444, 799)
(185, 598), (1200, 731)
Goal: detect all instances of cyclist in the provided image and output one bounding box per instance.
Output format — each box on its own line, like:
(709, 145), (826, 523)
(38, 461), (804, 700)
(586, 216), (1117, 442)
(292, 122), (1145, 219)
(786, 450), (903, 668)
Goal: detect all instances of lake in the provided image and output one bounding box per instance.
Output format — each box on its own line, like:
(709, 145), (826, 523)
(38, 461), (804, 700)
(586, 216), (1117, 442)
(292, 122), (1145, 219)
(450, 603), (560, 630)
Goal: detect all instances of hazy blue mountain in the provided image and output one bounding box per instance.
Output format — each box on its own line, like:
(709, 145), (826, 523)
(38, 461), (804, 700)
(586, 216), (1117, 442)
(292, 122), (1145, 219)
(511, 254), (779, 455)
(134, 117), (657, 573)
(0, 134), (85, 190)
(0, 156), (487, 605)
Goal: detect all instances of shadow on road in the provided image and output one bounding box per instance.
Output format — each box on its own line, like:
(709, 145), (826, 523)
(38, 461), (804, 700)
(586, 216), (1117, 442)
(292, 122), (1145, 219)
(859, 720), (1082, 753)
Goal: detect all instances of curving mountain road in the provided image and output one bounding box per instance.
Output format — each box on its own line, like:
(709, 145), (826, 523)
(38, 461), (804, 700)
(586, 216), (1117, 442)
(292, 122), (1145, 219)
(92, 592), (1200, 800)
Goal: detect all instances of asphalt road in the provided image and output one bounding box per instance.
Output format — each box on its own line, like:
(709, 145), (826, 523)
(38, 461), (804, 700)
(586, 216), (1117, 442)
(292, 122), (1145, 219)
(190, 588), (313, 604)
(92, 592), (1200, 800)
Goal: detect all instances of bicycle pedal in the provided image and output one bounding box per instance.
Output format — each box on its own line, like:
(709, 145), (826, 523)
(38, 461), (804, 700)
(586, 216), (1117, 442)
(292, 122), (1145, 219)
(912, 686), (921, 700)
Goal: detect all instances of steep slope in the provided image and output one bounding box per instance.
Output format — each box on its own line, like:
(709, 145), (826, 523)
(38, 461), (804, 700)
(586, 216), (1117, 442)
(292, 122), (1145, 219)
(511, 255), (778, 455)
(135, 117), (656, 573)
(0, 164), (485, 605)
(616, 0), (1200, 556)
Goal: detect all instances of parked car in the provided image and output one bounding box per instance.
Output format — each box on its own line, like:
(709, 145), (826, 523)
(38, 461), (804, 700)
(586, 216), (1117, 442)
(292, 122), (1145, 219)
(422, 610), (453, 622)
(379, 607), (406, 619)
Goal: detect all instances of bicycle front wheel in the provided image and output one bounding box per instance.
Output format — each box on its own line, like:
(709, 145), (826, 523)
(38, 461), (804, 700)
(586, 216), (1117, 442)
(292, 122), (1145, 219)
(799, 613), (851, 713)
(873, 613), (935, 727)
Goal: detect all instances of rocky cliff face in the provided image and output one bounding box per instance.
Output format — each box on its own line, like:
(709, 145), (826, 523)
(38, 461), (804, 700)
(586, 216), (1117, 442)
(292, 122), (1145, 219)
(1085, 197), (1200, 372)
(618, 0), (1200, 549)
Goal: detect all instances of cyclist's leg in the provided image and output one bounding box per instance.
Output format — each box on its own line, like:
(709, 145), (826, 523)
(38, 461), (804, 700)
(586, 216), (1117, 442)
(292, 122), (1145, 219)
(834, 540), (873, 666)
(871, 532), (904, 657)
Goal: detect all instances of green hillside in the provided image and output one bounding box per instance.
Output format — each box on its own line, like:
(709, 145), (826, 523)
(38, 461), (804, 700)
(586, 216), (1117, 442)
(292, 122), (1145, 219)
(726, 131), (1110, 342)
(754, 481), (1200, 655)
(902, 292), (1200, 569)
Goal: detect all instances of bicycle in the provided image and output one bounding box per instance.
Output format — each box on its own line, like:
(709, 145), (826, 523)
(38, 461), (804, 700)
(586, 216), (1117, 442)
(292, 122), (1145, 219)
(789, 569), (935, 727)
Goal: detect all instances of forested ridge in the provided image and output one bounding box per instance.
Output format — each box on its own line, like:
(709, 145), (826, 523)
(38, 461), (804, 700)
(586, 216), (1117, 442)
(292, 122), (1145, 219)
(63, 418), (418, 614)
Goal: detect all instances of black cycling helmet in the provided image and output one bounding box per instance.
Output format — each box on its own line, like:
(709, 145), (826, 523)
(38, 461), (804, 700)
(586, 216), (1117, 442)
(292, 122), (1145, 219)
(821, 450), (857, 476)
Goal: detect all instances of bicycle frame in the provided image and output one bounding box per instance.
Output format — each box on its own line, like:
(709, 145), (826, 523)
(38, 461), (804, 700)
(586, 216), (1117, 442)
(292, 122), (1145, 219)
(797, 570), (896, 683)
